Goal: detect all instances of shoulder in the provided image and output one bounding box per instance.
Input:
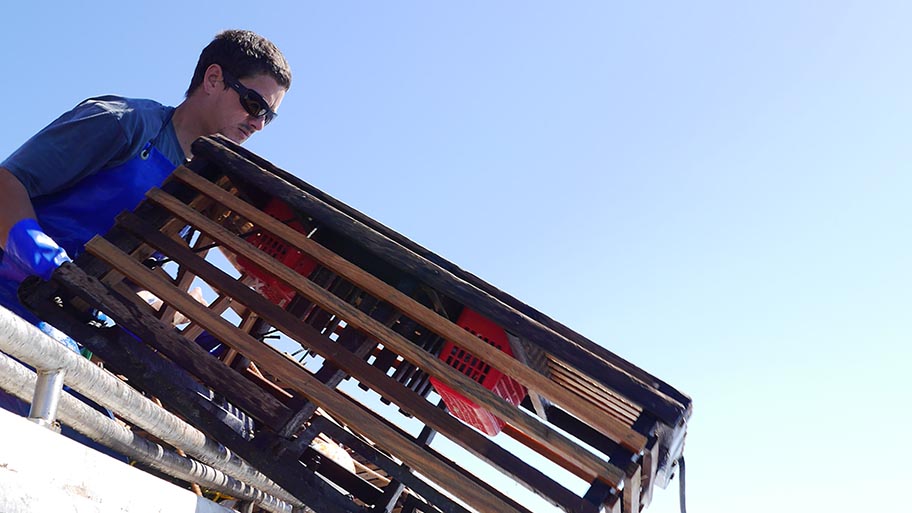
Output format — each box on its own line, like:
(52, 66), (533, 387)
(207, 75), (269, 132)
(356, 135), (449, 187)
(76, 96), (173, 141)
(1, 96), (177, 197)
(77, 96), (180, 164)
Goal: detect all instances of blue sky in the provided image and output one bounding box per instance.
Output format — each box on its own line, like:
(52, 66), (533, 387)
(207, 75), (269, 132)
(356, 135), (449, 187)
(3, 2), (910, 512)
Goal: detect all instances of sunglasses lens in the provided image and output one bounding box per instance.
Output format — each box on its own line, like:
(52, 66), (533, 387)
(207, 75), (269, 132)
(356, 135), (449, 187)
(240, 91), (276, 125)
(241, 93), (267, 117)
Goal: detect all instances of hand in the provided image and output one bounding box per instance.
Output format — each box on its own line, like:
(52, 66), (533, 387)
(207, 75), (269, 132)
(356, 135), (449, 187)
(4, 218), (71, 280)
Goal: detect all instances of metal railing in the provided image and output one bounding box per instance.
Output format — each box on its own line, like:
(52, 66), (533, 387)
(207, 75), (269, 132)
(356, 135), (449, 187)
(0, 305), (304, 513)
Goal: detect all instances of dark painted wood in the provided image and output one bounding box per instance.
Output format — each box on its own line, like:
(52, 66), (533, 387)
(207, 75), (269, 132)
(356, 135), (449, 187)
(580, 479), (616, 513)
(399, 495), (444, 513)
(541, 402), (623, 456)
(300, 446), (383, 503)
(310, 416), (474, 513)
(375, 480), (407, 513)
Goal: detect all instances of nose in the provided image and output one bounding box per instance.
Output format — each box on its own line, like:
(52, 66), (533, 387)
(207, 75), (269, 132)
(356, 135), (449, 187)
(247, 114), (266, 132)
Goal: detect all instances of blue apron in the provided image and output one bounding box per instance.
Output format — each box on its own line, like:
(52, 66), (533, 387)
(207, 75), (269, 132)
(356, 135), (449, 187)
(32, 144), (178, 261)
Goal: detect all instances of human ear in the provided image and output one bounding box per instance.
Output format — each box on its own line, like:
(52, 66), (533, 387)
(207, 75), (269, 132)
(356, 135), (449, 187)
(202, 64), (224, 94)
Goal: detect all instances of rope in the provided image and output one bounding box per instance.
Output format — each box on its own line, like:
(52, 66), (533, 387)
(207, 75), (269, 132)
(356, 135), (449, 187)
(678, 456), (687, 513)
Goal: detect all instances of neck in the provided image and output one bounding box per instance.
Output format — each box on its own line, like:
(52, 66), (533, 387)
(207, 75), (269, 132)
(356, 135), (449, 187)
(171, 100), (206, 159)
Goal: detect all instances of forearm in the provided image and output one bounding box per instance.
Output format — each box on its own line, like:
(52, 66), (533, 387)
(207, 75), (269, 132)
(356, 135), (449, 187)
(0, 167), (37, 249)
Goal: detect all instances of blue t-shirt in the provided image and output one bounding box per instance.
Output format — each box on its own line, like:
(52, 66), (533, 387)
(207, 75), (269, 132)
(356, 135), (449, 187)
(2, 96), (185, 198)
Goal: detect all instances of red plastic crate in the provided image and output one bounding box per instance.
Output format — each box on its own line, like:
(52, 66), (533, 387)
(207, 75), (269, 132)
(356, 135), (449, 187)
(236, 199), (318, 308)
(429, 308), (527, 435)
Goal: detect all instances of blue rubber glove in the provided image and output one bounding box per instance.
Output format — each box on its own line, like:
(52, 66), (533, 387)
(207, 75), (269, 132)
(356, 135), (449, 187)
(4, 218), (71, 280)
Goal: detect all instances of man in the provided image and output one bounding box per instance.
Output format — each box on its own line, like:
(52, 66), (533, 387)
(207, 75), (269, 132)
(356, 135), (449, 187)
(0, 29), (291, 323)
(0, 30), (291, 419)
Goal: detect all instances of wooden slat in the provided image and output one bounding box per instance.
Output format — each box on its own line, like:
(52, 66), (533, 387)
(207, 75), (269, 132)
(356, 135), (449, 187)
(623, 465), (642, 513)
(168, 168), (647, 454)
(354, 461), (391, 488)
(551, 373), (638, 427)
(330, 403), (539, 513)
(549, 359), (641, 417)
(501, 424), (593, 482)
(220, 310), (260, 367)
(507, 333), (551, 419)
(97, 191), (212, 288)
(548, 365), (640, 424)
(111, 280), (160, 314)
(605, 494), (622, 513)
(158, 233), (213, 325)
(548, 371), (638, 423)
(85, 235), (574, 513)
(639, 438), (660, 511)
(137, 190), (630, 484)
(182, 274), (255, 341)
(579, 479), (614, 513)
(311, 416), (476, 513)
(548, 366), (632, 414)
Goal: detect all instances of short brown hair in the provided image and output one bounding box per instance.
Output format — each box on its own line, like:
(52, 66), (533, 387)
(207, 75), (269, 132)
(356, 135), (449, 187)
(185, 29), (291, 97)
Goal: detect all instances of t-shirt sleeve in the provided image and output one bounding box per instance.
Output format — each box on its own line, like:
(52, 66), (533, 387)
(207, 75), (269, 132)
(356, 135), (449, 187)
(0, 100), (134, 198)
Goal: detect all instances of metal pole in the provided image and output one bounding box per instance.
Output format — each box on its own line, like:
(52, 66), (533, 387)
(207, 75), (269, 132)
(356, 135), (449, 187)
(28, 369), (65, 429)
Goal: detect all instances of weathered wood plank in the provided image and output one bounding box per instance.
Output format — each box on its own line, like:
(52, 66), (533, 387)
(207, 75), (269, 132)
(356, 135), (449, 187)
(507, 333), (552, 419)
(639, 437), (660, 510)
(549, 377), (635, 424)
(548, 359), (642, 416)
(549, 369), (640, 424)
(182, 275), (255, 342)
(301, 446), (383, 503)
(623, 465), (642, 513)
(501, 424), (593, 482)
(158, 233), (212, 325)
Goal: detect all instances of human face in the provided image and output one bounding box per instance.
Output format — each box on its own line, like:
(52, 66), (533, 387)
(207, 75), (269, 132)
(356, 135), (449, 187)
(223, 71), (279, 125)
(214, 72), (286, 144)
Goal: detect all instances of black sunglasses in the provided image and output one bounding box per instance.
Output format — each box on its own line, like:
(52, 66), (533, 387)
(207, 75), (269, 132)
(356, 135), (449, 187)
(222, 70), (278, 125)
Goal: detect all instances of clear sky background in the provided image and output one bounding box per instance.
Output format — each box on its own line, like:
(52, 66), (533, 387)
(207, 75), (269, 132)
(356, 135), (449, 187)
(2, 2), (910, 513)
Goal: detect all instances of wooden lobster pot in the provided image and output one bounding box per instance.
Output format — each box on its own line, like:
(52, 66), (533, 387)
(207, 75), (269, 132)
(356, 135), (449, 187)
(20, 135), (691, 513)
